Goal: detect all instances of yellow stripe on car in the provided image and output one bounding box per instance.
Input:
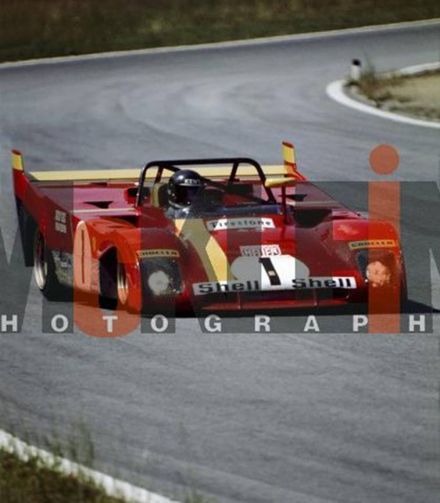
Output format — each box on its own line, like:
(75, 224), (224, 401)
(174, 218), (231, 282)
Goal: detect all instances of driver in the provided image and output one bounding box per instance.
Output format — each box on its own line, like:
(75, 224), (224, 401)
(166, 169), (205, 217)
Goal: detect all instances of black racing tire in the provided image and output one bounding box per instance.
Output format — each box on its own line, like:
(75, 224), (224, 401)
(400, 273), (409, 311)
(33, 229), (66, 301)
(99, 248), (118, 310)
(98, 294), (118, 311)
(16, 200), (37, 267)
(99, 249), (139, 312)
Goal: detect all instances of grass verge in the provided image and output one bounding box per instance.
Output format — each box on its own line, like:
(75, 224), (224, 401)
(0, 0), (439, 63)
(0, 450), (124, 503)
(0, 424), (215, 503)
(0, 446), (215, 503)
(352, 66), (440, 121)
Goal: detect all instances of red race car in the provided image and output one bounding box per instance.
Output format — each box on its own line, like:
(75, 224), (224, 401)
(12, 142), (406, 315)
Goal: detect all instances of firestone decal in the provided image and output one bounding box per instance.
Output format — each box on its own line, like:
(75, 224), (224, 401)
(206, 218), (275, 231)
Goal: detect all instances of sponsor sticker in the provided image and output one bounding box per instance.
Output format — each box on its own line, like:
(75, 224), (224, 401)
(137, 249), (180, 259)
(193, 280), (260, 296)
(206, 217), (275, 232)
(193, 276), (357, 295)
(291, 276), (357, 289)
(54, 209), (67, 234)
(349, 239), (397, 250)
(240, 244), (281, 257)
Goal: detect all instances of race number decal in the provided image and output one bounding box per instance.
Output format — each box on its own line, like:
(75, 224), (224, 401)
(259, 257), (281, 286)
(231, 255), (309, 290)
(73, 221), (93, 290)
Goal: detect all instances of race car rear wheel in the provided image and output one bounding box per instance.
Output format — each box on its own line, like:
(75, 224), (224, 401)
(33, 230), (64, 300)
(16, 200), (37, 267)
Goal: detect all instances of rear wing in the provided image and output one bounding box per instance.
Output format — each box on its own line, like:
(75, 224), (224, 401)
(12, 151), (142, 182)
(11, 141), (306, 190)
(19, 165), (292, 183)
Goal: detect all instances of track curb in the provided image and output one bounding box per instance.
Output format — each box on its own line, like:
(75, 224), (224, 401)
(0, 429), (179, 503)
(326, 61), (440, 129)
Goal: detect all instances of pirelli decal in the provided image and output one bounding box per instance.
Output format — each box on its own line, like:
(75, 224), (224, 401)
(138, 249), (180, 259)
(348, 239), (397, 250)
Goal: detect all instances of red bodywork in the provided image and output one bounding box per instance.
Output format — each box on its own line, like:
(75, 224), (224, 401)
(12, 150), (406, 315)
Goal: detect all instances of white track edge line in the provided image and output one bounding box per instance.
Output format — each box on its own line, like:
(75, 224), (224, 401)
(0, 429), (180, 503)
(0, 18), (439, 69)
(397, 61), (440, 75)
(326, 61), (440, 129)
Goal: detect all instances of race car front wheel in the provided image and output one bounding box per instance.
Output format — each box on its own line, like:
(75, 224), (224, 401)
(117, 261), (129, 306)
(99, 250), (131, 310)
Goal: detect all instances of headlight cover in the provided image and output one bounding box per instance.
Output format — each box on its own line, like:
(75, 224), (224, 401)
(356, 249), (397, 288)
(148, 270), (172, 295)
(140, 258), (182, 297)
(366, 260), (391, 288)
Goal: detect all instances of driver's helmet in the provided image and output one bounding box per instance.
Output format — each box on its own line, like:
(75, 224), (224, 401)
(167, 170), (205, 208)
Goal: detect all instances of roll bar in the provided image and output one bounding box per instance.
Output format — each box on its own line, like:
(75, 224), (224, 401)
(135, 157), (276, 207)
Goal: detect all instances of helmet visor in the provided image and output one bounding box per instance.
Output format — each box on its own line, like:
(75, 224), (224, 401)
(175, 184), (203, 205)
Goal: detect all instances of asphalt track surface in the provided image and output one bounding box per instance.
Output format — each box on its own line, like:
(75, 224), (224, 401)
(0, 22), (439, 503)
